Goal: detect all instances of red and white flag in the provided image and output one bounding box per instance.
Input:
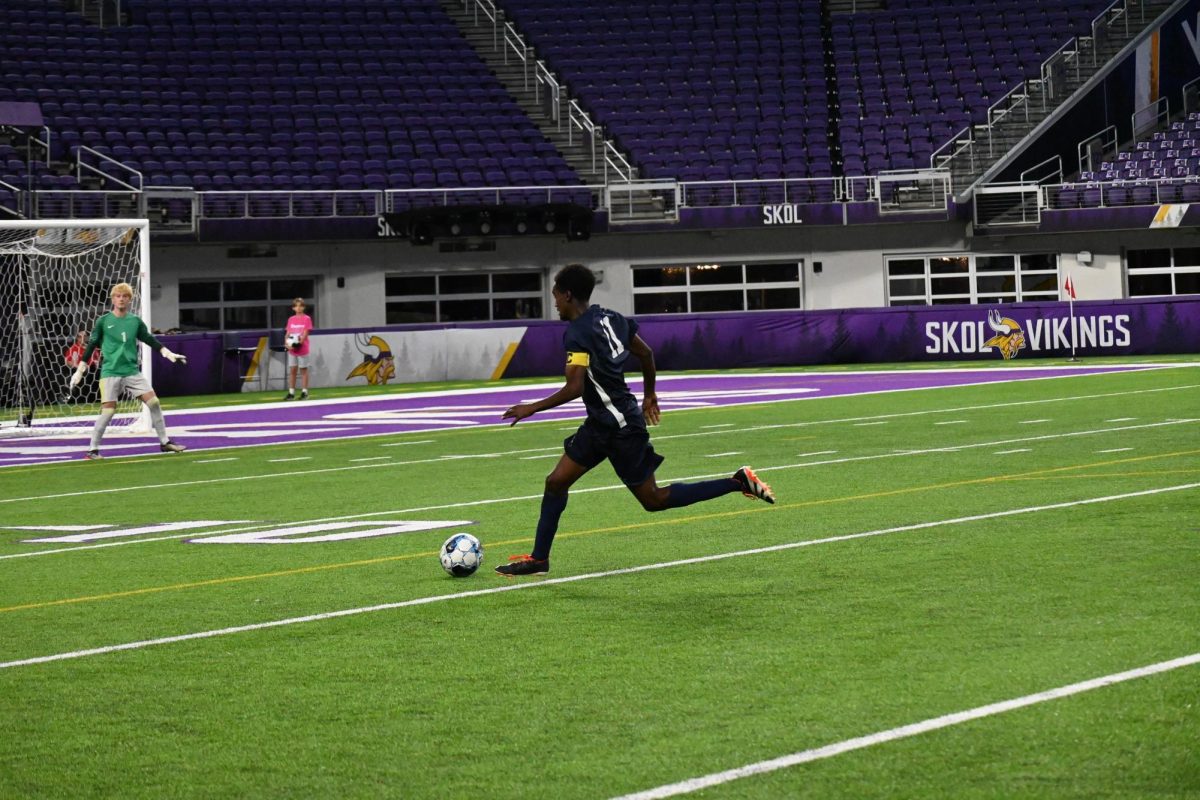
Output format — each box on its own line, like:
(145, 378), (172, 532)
(1064, 275), (1077, 300)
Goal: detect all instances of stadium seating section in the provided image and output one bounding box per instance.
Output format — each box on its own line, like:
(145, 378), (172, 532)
(0, 0), (579, 199)
(0, 0), (1195, 208)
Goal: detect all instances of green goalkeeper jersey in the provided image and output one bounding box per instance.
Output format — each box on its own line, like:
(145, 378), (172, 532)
(84, 312), (164, 378)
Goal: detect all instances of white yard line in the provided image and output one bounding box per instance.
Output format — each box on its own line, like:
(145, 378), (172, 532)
(854, 421), (889, 426)
(704, 452), (743, 458)
(1096, 447), (1134, 454)
(797, 451), (838, 457)
(2, 481), (1196, 671)
(1018, 419), (1050, 424)
(1107, 417), (1137, 422)
(349, 456), (391, 463)
(380, 440), (435, 447)
(612, 652), (1200, 800)
(701, 424), (736, 429)
(994, 448), (1032, 455)
(2, 418), (1196, 561)
(934, 420), (967, 425)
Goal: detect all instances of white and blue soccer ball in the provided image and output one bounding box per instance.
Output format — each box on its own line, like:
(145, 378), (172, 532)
(440, 533), (483, 577)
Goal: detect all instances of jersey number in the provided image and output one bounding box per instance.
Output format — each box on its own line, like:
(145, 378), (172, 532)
(120, 331), (127, 343)
(599, 317), (625, 358)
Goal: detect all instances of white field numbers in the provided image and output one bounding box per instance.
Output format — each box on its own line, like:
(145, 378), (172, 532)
(0, 219), (151, 434)
(599, 316), (625, 358)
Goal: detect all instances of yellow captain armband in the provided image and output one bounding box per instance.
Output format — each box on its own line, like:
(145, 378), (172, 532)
(565, 350), (591, 367)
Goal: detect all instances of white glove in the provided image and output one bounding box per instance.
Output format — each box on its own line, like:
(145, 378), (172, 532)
(160, 346), (187, 365)
(69, 362), (88, 389)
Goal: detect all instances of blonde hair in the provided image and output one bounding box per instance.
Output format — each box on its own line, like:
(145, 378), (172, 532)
(110, 282), (134, 298)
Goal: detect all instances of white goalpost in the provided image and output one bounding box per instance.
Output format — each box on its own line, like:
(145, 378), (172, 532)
(0, 219), (152, 436)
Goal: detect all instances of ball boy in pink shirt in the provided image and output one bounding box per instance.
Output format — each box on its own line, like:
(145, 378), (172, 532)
(283, 297), (313, 400)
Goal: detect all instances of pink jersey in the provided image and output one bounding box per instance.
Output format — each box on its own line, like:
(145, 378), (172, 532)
(285, 313), (313, 356)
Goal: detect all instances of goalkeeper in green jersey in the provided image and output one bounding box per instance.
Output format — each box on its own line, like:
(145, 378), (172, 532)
(70, 282), (189, 460)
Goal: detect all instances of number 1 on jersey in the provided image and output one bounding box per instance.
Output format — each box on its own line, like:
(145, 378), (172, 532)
(599, 316), (625, 358)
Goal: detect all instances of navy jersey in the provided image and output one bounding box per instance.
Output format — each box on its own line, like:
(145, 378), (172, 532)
(563, 305), (643, 430)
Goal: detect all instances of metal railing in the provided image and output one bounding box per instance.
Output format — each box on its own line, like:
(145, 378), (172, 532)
(386, 184), (602, 213)
(78, 0), (124, 28)
(973, 182), (1042, 227)
(464, 0), (500, 47)
(76, 145), (143, 191)
(31, 189), (139, 220)
(1185, 75), (1200, 116)
(1077, 125), (1118, 173)
(1020, 155), (1063, 184)
(534, 61), (561, 126)
(876, 169), (951, 213)
(502, 21), (531, 90)
(567, 100), (598, 169)
(0, 179), (23, 218)
(1132, 96), (1169, 141)
(607, 180), (679, 222)
(679, 177), (844, 208)
(1042, 176), (1200, 209)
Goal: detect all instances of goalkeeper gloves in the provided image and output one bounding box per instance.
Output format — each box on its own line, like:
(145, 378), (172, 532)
(69, 362), (87, 389)
(160, 346), (187, 365)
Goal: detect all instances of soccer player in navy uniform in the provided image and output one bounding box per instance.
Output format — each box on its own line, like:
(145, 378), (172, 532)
(496, 264), (775, 576)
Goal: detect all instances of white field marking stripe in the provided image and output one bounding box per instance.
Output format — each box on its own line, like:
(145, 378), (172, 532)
(1108, 417), (1137, 422)
(194, 458), (238, 464)
(349, 456), (391, 463)
(705, 452), (743, 457)
(854, 421), (888, 426)
(4, 370), (1185, 473)
(1097, 447), (1134, 453)
(797, 450), (837, 457)
(934, 420), (967, 425)
(702, 423), (735, 429)
(3, 418), (1197, 561)
(2, 481), (1197, 671)
(613, 651), (1200, 800)
(380, 439), (435, 447)
(994, 448), (1032, 454)
(1018, 419), (1051, 424)
(267, 457), (312, 463)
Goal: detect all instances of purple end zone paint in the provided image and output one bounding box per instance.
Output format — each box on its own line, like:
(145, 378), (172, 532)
(0, 366), (1160, 467)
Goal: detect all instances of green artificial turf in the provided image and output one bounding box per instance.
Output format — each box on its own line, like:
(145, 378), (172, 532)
(0, 360), (1197, 798)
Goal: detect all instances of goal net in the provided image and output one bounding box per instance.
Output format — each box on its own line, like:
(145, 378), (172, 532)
(0, 219), (152, 437)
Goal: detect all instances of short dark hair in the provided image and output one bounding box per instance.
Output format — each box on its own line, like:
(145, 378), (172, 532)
(554, 263), (595, 302)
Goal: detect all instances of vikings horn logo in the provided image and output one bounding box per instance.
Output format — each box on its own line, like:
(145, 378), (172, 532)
(346, 333), (396, 385)
(984, 309), (1026, 360)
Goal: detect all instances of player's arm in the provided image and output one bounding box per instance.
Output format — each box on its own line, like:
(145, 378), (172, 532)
(72, 320), (102, 387)
(138, 319), (187, 365)
(502, 363), (586, 426)
(628, 334), (660, 425)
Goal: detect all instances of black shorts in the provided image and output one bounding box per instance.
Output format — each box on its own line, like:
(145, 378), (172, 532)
(564, 420), (665, 488)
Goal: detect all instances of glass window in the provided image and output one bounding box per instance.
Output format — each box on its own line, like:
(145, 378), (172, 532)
(888, 277), (926, 297)
(492, 272), (542, 293)
(179, 281), (220, 303)
(688, 264), (743, 285)
(224, 280), (268, 301)
(978, 294), (1018, 305)
(929, 256), (969, 275)
(931, 276), (970, 295)
(1019, 254), (1057, 271)
(887, 258), (925, 276)
(747, 287), (801, 310)
(386, 301), (437, 324)
(977, 274), (1017, 294)
(1175, 272), (1200, 294)
(634, 292), (689, 315)
(439, 274), (489, 295)
(179, 307), (220, 331)
(1021, 274), (1057, 293)
(271, 279), (315, 302)
(493, 297), (542, 320)
(439, 298), (490, 321)
(1128, 273), (1173, 296)
(976, 255), (1015, 272)
(1174, 248), (1200, 267)
(746, 263), (799, 282)
(633, 266), (687, 287)
(690, 289), (743, 312)
(223, 305), (269, 330)
(889, 298), (928, 307)
(386, 275), (436, 296)
(1127, 249), (1171, 270)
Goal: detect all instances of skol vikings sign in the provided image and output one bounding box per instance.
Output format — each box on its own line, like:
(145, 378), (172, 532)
(925, 309), (1132, 359)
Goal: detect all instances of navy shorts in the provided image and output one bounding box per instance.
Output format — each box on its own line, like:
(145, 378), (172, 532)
(564, 420), (665, 488)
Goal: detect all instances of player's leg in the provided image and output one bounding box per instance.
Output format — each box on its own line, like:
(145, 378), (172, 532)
(137, 386), (186, 453)
(497, 426), (601, 576)
(285, 357), (297, 399)
(299, 363), (309, 399)
(87, 378), (119, 459)
(621, 433), (775, 510)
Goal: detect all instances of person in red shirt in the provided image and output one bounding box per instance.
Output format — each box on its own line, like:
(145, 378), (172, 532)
(63, 329), (99, 369)
(283, 297), (314, 400)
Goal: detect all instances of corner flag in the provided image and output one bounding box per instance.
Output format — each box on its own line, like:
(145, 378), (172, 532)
(1064, 275), (1077, 300)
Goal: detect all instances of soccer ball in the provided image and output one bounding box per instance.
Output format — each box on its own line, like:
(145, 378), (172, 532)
(285, 333), (302, 350)
(440, 533), (483, 577)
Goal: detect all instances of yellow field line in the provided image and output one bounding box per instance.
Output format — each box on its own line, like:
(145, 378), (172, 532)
(2, 448), (1197, 615)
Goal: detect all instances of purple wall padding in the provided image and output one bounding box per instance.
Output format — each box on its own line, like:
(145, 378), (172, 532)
(156, 296), (1200, 396)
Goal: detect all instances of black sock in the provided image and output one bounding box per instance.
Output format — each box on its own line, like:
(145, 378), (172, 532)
(531, 491), (568, 561)
(664, 478), (739, 509)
